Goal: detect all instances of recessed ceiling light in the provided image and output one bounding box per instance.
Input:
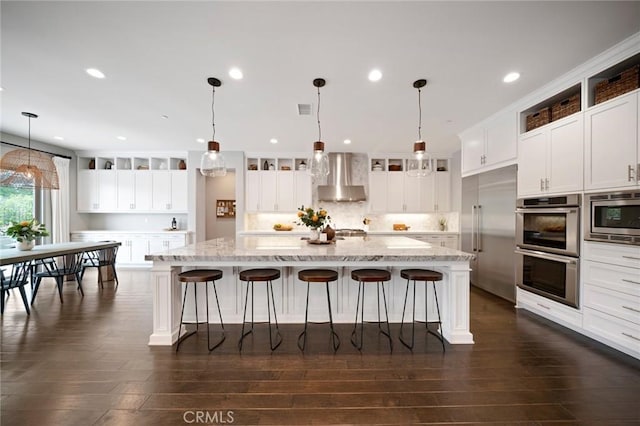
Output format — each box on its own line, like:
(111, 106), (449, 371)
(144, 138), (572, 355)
(368, 69), (382, 82)
(116, 136), (127, 141)
(196, 138), (205, 143)
(503, 72), (520, 83)
(86, 68), (106, 79)
(229, 67), (243, 80)
(270, 138), (278, 144)
(343, 139), (352, 145)
(0, 87), (4, 91)
(53, 136), (64, 141)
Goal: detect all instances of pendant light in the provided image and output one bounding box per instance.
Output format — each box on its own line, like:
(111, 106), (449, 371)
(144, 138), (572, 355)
(309, 78), (329, 179)
(200, 77), (227, 177)
(0, 112), (60, 189)
(406, 79), (432, 178)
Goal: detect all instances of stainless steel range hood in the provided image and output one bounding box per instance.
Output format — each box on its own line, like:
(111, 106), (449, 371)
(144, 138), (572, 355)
(317, 152), (367, 202)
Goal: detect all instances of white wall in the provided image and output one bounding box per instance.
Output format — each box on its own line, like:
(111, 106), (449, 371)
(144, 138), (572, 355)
(205, 171), (236, 239)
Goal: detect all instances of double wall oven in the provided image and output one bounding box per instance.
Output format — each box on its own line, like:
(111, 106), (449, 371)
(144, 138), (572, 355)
(515, 195), (581, 308)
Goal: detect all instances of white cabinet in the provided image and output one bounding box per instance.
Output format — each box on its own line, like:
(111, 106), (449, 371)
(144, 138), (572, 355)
(77, 170), (117, 212)
(460, 111), (517, 176)
(517, 114), (583, 197)
(584, 91), (639, 190)
(582, 241), (640, 359)
(151, 170), (187, 212)
(411, 234), (458, 249)
(245, 161), (311, 213)
(76, 153), (187, 213)
(368, 158), (450, 213)
(71, 231), (190, 267)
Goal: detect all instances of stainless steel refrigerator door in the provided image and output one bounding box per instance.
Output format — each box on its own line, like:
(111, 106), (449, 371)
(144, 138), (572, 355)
(462, 165), (517, 303)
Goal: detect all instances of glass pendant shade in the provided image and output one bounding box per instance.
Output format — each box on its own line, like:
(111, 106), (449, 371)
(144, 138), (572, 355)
(310, 141), (329, 178)
(200, 141), (226, 177)
(406, 141), (432, 177)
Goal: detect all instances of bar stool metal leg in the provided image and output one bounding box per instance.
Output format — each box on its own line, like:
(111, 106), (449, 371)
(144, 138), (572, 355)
(379, 281), (393, 352)
(326, 282), (340, 352)
(267, 279), (283, 351)
(238, 281), (254, 351)
(204, 281), (225, 352)
(297, 282), (312, 351)
(399, 278), (417, 350)
(429, 281), (445, 353)
(350, 281), (364, 351)
(176, 283), (195, 352)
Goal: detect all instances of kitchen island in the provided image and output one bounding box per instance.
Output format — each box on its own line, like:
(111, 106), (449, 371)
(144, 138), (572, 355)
(146, 235), (475, 346)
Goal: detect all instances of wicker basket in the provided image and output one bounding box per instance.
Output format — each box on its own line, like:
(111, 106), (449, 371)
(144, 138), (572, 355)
(551, 92), (581, 122)
(526, 107), (551, 132)
(594, 64), (640, 105)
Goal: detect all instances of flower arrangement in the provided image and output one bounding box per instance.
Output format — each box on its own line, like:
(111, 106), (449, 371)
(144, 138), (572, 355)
(438, 217), (447, 231)
(296, 206), (330, 230)
(3, 219), (50, 242)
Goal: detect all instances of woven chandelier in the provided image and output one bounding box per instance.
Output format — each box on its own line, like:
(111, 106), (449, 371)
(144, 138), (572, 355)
(0, 112), (59, 190)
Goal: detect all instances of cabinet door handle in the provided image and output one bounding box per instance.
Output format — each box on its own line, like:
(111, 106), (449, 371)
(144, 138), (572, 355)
(622, 305), (640, 313)
(622, 332), (640, 342)
(540, 179), (545, 191)
(628, 165), (636, 182)
(622, 279), (640, 285)
(545, 178), (549, 191)
(537, 303), (551, 310)
(622, 256), (640, 261)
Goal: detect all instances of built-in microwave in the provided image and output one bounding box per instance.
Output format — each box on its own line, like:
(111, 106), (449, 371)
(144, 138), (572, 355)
(585, 190), (640, 246)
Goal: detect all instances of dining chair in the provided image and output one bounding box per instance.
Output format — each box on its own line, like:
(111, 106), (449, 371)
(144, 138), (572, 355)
(80, 244), (119, 288)
(1, 260), (33, 315)
(31, 252), (85, 304)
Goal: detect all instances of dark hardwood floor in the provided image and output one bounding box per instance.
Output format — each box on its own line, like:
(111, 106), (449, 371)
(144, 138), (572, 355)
(2, 269), (639, 425)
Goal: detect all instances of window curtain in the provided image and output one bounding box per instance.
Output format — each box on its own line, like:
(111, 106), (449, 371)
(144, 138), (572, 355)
(51, 157), (70, 243)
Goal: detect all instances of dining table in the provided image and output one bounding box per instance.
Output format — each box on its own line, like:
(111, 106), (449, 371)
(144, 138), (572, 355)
(0, 241), (122, 266)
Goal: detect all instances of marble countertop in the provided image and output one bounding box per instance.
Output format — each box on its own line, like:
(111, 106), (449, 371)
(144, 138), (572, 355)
(71, 230), (191, 234)
(238, 230), (459, 236)
(147, 235), (474, 263)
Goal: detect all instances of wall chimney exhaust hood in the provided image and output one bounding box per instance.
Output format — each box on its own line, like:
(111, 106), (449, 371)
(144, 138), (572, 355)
(317, 152), (367, 202)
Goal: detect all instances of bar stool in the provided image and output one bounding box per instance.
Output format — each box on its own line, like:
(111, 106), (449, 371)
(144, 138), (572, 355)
(176, 269), (225, 352)
(399, 269), (445, 353)
(297, 269), (340, 352)
(350, 269), (393, 352)
(238, 268), (282, 351)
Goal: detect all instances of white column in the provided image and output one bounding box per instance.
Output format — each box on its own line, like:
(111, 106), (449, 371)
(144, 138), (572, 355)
(149, 263), (183, 345)
(440, 264), (474, 344)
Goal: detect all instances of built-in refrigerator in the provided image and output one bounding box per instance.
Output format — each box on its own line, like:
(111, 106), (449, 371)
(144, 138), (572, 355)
(461, 164), (517, 302)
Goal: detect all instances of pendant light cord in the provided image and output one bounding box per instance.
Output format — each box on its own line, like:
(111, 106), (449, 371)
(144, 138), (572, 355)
(211, 86), (216, 141)
(317, 86), (321, 141)
(27, 116), (32, 166)
(417, 87), (422, 141)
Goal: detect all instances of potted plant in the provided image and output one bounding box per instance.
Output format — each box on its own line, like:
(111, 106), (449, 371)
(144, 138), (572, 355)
(296, 206), (331, 240)
(438, 217), (447, 232)
(3, 218), (49, 251)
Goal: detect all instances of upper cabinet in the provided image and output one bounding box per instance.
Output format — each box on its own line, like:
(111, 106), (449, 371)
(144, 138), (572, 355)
(245, 156), (311, 212)
(460, 110), (517, 176)
(368, 157), (450, 213)
(584, 55), (640, 190)
(77, 154), (187, 213)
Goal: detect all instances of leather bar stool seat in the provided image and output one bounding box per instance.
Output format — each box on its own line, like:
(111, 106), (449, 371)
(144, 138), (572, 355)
(176, 269), (225, 352)
(399, 268), (445, 352)
(297, 269), (340, 352)
(238, 268), (282, 351)
(350, 269), (393, 352)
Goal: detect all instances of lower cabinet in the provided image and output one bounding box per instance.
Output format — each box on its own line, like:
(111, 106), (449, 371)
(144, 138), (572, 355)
(581, 242), (640, 358)
(71, 231), (191, 267)
(410, 234), (459, 249)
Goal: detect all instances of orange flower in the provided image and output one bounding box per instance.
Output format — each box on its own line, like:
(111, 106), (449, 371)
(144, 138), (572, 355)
(297, 211), (304, 217)
(19, 220), (30, 226)
(311, 215), (319, 222)
(319, 210), (327, 217)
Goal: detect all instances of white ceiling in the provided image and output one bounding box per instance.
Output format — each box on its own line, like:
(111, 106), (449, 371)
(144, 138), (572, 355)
(1, 1), (639, 156)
